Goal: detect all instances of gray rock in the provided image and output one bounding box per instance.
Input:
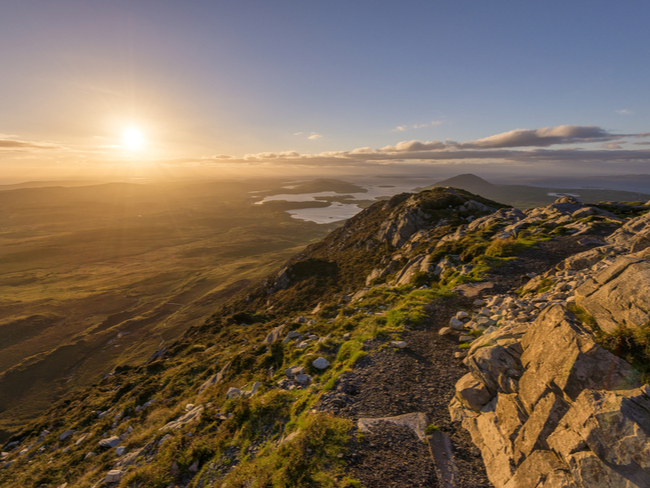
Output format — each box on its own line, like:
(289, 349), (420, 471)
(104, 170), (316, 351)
(391, 340), (408, 349)
(377, 202), (429, 247)
(449, 302), (646, 487)
(246, 381), (261, 396)
(197, 361), (231, 393)
(98, 436), (121, 449)
(606, 211), (650, 251)
(282, 331), (301, 343)
(427, 430), (459, 488)
(438, 327), (454, 336)
(75, 433), (90, 446)
(159, 405), (204, 431)
(358, 412), (429, 441)
(394, 254), (426, 286)
(455, 373), (493, 412)
(449, 317), (464, 330)
(503, 450), (573, 488)
(519, 305), (640, 409)
(59, 430), (74, 441)
(560, 387), (650, 484)
(285, 365), (304, 377)
(464, 345), (522, 395)
(263, 324), (286, 345)
(295, 373), (311, 385)
(312, 357), (330, 369)
(105, 469), (124, 483)
(226, 387), (243, 399)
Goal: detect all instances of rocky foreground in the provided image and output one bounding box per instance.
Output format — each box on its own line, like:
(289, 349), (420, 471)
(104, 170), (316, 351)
(1, 188), (649, 487)
(450, 209), (650, 487)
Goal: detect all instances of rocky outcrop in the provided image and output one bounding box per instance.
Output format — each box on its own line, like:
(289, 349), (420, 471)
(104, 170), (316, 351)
(450, 305), (643, 487)
(447, 210), (650, 485)
(377, 197), (431, 248)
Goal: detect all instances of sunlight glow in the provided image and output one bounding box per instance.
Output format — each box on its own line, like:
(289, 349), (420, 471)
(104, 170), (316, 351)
(122, 127), (145, 151)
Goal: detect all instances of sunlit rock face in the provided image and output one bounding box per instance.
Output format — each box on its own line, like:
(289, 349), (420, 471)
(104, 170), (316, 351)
(450, 213), (650, 487)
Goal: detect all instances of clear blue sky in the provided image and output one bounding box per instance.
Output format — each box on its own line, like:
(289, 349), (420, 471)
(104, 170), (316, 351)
(1, 0), (649, 181)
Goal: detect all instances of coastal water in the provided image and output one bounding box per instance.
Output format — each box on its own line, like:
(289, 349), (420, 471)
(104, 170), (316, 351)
(253, 176), (436, 224)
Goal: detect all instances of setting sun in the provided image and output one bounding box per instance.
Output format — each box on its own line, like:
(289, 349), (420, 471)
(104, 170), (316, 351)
(122, 127), (145, 150)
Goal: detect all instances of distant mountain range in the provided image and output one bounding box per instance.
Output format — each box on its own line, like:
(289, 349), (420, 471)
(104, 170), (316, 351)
(425, 174), (650, 208)
(499, 174), (650, 194)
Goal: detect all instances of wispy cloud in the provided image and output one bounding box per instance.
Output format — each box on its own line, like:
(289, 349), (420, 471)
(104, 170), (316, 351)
(392, 120), (443, 132)
(294, 131), (322, 139)
(602, 142), (625, 149)
(0, 137), (61, 150)
(616, 109), (633, 115)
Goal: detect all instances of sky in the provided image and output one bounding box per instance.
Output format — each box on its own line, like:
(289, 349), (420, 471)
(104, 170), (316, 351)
(1, 0), (649, 183)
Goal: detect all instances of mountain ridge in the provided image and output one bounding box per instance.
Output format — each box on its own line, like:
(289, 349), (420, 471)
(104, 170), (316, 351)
(1, 186), (649, 487)
(425, 173), (650, 209)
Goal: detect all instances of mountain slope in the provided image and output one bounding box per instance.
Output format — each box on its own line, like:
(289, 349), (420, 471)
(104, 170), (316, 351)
(1, 188), (649, 488)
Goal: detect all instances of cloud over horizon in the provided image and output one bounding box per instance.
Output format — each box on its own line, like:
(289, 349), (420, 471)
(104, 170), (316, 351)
(0, 138), (61, 150)
(195, 125), (650, 171)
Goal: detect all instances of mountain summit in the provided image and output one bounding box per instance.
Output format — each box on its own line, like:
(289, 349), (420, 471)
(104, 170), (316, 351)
(432, 173), (496, 193)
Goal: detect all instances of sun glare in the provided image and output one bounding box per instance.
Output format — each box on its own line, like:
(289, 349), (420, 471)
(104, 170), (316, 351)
(122, 127), (145, 151)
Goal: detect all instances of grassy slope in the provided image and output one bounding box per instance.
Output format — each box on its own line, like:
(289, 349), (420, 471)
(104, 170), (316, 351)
(0, 180), (340, 439)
